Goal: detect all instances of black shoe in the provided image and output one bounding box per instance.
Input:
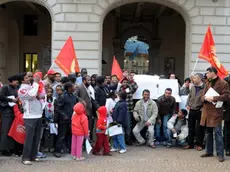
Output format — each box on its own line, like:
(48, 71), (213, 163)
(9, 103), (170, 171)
(218, 156), (225, 162)
(2, 150), (12, 156)
(136, 142), (146, 146)
(54, 152), (61, 158)
(126, 141), (133, 146)
(201, 153), (214, 158)
(226, 151), (230, 156)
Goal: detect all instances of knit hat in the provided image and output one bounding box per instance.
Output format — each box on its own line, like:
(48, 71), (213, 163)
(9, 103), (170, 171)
(180, 109), (188, 117)
(33, 72), (43, 79)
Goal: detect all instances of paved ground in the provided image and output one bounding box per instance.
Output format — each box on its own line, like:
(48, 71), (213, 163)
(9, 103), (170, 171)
(0, 146), (230, 172)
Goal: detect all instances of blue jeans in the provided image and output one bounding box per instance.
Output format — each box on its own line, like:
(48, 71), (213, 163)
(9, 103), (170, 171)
(112, 134), (126, 150)
(155, 114), (170, 141)
(166, 129), (186, 146)
(205, 126), (224, 157)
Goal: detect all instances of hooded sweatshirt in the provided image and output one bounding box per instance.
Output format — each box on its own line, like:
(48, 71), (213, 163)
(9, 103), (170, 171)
(18, 83), (43, 119)
(96, 106), (107, 134)
(71, 103), (89, 136)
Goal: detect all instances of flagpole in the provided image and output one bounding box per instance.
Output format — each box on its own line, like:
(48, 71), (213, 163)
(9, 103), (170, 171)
(191, 58), (199, 76)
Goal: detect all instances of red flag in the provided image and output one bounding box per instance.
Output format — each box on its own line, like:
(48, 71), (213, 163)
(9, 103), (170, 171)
(111, 56), (122, 80)
(198, 26), (228, 79)
(54, 37), (80, 75)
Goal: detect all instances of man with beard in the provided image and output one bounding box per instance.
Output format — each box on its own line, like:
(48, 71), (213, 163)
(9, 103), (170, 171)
(200, 67), (230, 162)
(76, 68), (88, 85)
(105, 75), (111, 86)
(76, 75), (95, 140)
(44, 70), (58, 88)
(0, 75), (19, 156)
(94, 76), (109, 106)
(110, 75), (119, 91)
(91, 74), (98, 88)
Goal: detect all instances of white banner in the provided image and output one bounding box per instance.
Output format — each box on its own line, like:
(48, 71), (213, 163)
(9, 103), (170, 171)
(133, 75), (181, 102)
(179, 95), (188, 110)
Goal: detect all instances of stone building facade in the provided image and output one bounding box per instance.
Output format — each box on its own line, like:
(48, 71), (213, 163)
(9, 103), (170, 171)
(0, 0), (230, 82)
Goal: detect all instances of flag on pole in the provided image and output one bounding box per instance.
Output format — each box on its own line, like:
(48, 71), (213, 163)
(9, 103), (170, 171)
(50, 36), (80, 76)
(111, 56), (122, 80)
(198, 26), (228, 79)
(129, 45), (139, 60)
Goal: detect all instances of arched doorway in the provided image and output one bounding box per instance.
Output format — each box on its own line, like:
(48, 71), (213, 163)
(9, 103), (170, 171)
(124, 35), (150, 74)
(102, 1), (188, 81)
(0, 1), (52, 82)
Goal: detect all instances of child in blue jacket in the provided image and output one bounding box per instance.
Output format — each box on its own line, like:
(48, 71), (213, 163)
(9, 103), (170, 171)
(111, 91), (128, 154)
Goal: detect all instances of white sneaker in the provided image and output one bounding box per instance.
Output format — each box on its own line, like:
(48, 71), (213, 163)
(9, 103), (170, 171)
(22, 160), (32, 165)
(76, 157), (85, 161)
(119, 149), (127, 154)
(110, 148), (118, 152)
(72, 156), (76, 160)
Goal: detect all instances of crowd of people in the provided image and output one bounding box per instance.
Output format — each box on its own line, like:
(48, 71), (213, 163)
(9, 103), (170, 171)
(0, 66), (229, 165)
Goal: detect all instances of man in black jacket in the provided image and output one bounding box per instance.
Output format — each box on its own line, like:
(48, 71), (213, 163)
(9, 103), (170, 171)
(0, 75), (19, 156)
(156, 88), (176, 144)
(94, 76), (109, 106)
(54, 82), (80, 158)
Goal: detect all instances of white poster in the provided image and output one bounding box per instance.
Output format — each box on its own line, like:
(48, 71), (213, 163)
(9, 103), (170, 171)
(133, 75), (181, 102)
(179, 95), (188, 110)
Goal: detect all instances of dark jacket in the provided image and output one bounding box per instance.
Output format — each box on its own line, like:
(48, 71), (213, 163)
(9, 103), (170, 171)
(157, 95), (176, 116)
(224, 100), (230, 122)
(56, 91), (79, 123)
(112, 100), (128, 128)
(75, 84), (93, 117)
(109, 83), (118, 91)
(0, 85), (18, 114)
(179, 87), (190, 96)
(201, 77), (230, 127)
(94, 85), (109, 106)
(224, 76), (230, 122)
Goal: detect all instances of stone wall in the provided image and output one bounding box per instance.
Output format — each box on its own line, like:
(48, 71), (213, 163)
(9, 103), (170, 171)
(1, 0), (230, 79)
(50, 0), (230, 76)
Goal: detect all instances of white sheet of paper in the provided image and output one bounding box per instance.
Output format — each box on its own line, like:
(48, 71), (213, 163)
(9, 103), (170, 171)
(50, 123), (58, 135)
(89, 85), (95, 100)
(108, 125), (123, 137)
(105, 116), (113, 135)
(173, 132), (178, 138)
(215, 101), (223, 108)
(205, 88), (219, 97)
(85, 139), (92, 155)
(7, 96), (16, 107)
